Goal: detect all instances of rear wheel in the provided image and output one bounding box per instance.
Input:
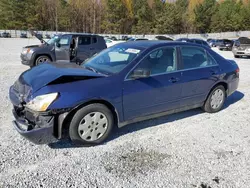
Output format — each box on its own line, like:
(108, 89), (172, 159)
(203, 85), (226, 113)
(35, 55), (51, 66)
(69, 104), (114, 145)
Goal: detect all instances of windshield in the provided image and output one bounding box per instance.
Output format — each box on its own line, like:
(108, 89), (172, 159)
(47, 36), (60, 45)
(83, 45), (144, 74)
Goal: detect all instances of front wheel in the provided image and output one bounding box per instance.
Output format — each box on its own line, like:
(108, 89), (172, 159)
(202, 85), (226, 113)
(69, 104), (114, 145)
(35, 55), (51, 66)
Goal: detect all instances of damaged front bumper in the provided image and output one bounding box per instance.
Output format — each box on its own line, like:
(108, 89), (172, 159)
(12, 108), (58, 144)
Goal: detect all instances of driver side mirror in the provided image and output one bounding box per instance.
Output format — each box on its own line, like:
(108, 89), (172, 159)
(130, 69), (150, 79)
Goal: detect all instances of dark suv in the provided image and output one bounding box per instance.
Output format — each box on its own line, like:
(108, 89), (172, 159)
(21, 32), (107, 67)
(2, 32), (11, 38)
(218, 39), (233, 51)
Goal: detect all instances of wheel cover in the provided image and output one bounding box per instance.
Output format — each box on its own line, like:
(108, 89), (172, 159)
(78, 112), (108, 141)
(37, 57), (50, 65)
(210, 89), (224, 109)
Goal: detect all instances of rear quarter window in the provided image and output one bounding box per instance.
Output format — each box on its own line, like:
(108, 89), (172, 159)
(92, 37), (97, 43)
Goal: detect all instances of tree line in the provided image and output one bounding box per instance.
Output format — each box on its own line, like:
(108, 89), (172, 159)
(0, 0), (249, 34)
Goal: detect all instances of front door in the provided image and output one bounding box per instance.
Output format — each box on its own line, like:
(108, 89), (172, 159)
(179, 46), (220, 107)
(123, 47), (182, 121)
(55, 35), (71, 62)
(77, 36), (96, 61)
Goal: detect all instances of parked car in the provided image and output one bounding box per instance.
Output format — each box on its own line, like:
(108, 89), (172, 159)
(2, 32), (11, 38)
(176, 38), (210, 48)
(207, 38), (213, 43)
(105, 38), (125, 48)
(209, 39), (223, 47)
(21, 31), (107, 67)
(45, 34), (51, 39)
(122, 35), (130, 41)
(232, 37), (250, 58)
(127, 38), (149, 41)
(10, 41), (239, 145)
(154, 36), (173, 41)
(20, 32), (28, 38)
(218, 39), (233, 51)
(109, 36), (117, 41)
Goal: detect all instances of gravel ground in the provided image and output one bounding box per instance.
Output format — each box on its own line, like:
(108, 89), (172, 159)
(0, 38), (249, 188)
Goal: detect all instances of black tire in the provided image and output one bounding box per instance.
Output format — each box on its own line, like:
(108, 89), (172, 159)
(35, 55), (51, 66)
(202, 85), (226, 113)
(69, 103), (114, 145)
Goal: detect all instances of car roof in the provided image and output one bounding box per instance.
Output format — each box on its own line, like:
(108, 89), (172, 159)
(63, 33), (101, 37)
(190, 38), (205, 41)
(116, 40), (209, 49)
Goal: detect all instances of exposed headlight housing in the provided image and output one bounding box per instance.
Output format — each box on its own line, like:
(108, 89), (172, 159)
(26, 93), (58, 112)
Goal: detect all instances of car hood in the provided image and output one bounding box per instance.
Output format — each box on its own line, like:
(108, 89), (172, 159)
(19, 63), (106, 92)
(23, 44), (44, 49)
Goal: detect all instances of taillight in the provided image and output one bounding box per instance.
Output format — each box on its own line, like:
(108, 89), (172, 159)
(235, 68), (240, 77)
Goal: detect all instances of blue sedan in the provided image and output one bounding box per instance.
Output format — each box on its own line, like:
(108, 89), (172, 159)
(9, 41), (239, 145)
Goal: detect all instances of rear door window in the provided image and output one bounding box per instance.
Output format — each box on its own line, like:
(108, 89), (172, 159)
(180, 47), (217, 70)
(78, 36), (91, 45)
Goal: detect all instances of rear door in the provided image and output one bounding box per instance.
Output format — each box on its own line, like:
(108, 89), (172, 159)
(179, 46), (219, 107)
(55, 35), (71, 62)
(77, 36), (96, 61)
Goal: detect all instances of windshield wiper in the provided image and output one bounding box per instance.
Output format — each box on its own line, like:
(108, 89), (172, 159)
(84, 65), (110, 76)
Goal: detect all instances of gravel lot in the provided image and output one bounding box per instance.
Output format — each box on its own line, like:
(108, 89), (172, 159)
(0, 38), (249, 188)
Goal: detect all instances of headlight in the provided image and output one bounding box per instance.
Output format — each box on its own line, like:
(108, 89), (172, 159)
(26, 93), (58, 112)
(22, 48), (32, 54)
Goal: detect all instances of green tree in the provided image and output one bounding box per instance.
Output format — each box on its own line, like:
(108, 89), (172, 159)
(101, 0), (127, 33)
(211, 0), (244, 32)
(194, 0), (217, 33)
(132, 0), (154, 34)
(0, 0), (27, 29)
(155, 3), (183, 34)
(240, 1), (250, 30)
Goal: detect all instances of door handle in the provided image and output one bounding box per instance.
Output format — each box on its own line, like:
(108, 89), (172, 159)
(90, 47), (94, 50)
(169, 77), (179, 83)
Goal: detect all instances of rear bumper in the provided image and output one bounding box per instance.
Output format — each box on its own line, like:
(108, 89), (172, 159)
(12, 109), (57, 144)
(227, 77), (239, 97)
